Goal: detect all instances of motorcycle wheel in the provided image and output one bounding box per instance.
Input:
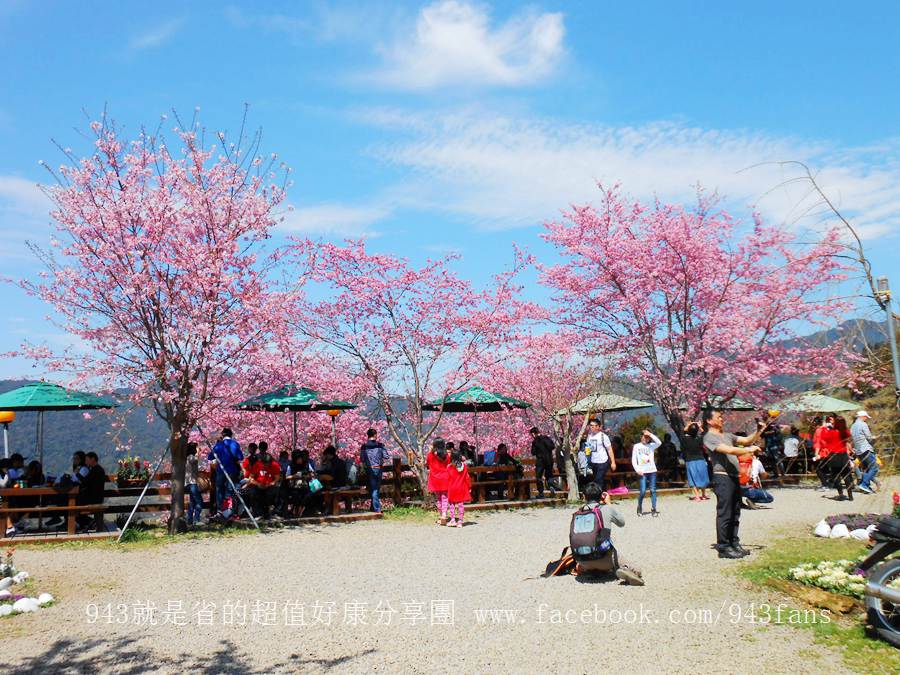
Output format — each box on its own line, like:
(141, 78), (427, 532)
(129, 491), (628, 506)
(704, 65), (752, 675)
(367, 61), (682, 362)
(866, 558), (900, 647)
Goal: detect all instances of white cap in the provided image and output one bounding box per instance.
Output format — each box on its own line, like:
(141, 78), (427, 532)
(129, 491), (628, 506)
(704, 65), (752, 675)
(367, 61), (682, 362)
(856, 410), (871, 419)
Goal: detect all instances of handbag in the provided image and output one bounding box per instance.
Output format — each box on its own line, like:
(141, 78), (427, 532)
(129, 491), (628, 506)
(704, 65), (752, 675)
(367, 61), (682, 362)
(308, 477), (323, 493)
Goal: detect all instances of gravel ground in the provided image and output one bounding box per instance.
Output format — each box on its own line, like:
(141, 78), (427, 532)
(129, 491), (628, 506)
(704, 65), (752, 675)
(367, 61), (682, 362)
(4, 480), (896, 674)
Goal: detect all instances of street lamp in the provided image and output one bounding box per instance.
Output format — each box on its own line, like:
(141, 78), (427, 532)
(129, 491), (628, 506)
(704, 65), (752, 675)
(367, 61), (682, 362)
(876, 276), (900, 404)
(326, 409), (342, 447)
(0, 411), (13, 458)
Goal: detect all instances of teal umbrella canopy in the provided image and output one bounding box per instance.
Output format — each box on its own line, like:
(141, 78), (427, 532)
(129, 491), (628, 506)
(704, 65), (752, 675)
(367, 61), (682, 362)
(0, 381), (117, 411)
(235, 385), (356, 412)
(556, 393), (654, 417)
(678, 395), (756, 412)
(422, 385), (530, 413)
(774, 391), (858, 414)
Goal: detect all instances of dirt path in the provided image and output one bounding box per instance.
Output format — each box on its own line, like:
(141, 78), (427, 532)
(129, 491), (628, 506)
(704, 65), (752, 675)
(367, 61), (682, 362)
(4, 481), (894, 673)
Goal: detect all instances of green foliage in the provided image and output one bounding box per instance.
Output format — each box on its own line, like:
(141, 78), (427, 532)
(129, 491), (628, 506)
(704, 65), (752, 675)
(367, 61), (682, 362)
(615, 413), (666, 453)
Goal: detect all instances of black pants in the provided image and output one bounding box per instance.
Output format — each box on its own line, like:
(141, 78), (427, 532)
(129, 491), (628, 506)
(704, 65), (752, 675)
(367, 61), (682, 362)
(824, 453), (854, 494)
(591, 461), (610, 492)
(250, 486), (276, 519)
(712, 474), (742, 550)
(535, 455), (555, 495)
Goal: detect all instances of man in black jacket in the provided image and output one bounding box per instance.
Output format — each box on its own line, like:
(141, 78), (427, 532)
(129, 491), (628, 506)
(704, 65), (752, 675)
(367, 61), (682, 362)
(530, 427), (557, 497)
(76, 452), (106, 531)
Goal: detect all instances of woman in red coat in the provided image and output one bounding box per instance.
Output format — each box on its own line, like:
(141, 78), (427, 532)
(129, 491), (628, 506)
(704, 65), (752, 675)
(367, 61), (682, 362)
(427, 439), (451, 525)
(819, 415), (854, 500)
(446, 449), (472, 528)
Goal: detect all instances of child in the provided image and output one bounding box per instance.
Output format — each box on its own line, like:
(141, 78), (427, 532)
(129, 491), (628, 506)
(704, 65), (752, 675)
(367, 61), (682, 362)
(185, 443), (202, 526)
(427, 438), (451, 525)
(446, 449), (471, 528)
(631, 429), (661, 516)
(576, 483), (643, 585)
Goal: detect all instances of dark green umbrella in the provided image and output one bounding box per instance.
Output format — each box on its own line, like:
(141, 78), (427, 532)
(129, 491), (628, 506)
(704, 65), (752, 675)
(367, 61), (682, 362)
(0, 382), (117, 463)
(235, 385), (357, 450)
(422, 385), (530, 449)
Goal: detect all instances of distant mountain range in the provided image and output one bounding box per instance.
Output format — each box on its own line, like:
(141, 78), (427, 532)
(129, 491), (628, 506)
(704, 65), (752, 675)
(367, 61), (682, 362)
(0, 318), (887, 473)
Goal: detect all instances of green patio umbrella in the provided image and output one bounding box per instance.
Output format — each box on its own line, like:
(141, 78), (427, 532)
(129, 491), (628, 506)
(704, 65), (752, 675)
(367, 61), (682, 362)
(677, 395), (757, 412)
(422, 385), (530, 449)
(0, 382), (117, 463)
(556, 392), (654, 427)
(773, 391), (858, 414)
(235, 385), (357, 450)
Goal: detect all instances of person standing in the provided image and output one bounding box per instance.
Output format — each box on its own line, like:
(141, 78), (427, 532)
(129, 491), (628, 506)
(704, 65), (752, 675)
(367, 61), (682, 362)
(631, 429), (661, 516)
(427, 438), (451, 523)
(821, 416), (854, 500)
(702, 409), (762, 559)
(682, 423), (710, 501)
(360, 428), (389, 513)
(185, 443), (203, 526)
(208, 428), (243, 515)
(446, 448), (472, 528)
(811, 417), (830, 490)
(850, 410), (878, 494)
(529, 427), (557, 497)
(586, 419), (616, 491)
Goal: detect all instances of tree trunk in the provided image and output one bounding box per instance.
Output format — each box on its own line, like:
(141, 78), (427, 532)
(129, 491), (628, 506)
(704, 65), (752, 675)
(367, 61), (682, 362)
(168, 427), (189, 535)
(564, 440), (580, 503)
(411, 448), (433, 507)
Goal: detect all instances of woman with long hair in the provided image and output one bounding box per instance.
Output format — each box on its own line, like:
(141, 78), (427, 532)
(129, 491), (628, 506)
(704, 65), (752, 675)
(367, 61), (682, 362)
(683, 423), (710, 501)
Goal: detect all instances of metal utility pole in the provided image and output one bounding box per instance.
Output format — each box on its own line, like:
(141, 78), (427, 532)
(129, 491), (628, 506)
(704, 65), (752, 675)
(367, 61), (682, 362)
(876, 276), (900, 408)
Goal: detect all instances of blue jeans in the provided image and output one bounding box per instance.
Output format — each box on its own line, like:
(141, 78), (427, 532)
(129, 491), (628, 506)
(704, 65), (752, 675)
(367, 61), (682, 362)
(367, 468), (383, 512)
(742, 487), (774, 503)
(638, 472), (657, 511)
(187, 483), (203, 524)
(215, 470), (240, 513)
(858, 452), (878, 489)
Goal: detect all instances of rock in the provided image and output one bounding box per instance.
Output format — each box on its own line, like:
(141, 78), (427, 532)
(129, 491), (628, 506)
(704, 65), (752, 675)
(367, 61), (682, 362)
(849, 528), (870, 541)
(830, 523), (850, 538)
(813, 520), (831, 537)
(0, 589), (10, 600)
(12, 571), (29, 583)
(12, 597), (40, 613)
(37, 593), (54, 606)
(0, 603), (13, 616)
(0, 577), (12, 591)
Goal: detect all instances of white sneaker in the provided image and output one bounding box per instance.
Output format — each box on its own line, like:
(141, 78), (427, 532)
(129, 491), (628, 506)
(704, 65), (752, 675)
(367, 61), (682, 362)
(4, 527), (15, 538)
(856, 485), (872, 494)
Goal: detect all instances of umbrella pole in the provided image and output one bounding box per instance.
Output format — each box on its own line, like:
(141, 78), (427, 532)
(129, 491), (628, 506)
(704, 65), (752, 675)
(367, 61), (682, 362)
(473, 409), (479, 452)
(331, 415), (337, 448)
(3, 422), (8, 459)
(292, 411), (298, 453)
(39, 410), (44, 466)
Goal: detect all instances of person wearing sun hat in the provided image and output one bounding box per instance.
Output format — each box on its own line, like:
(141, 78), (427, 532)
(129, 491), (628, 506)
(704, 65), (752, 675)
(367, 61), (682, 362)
(850, 410), (878, 493)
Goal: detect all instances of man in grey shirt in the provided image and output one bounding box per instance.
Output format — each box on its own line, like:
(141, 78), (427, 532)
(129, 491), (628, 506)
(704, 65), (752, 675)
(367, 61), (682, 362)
(702, 409), (762, 559)
(850, 410), (878, 493)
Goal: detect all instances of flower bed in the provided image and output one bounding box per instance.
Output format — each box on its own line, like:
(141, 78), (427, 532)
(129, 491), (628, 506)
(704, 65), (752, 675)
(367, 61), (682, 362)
(825, 513), (882, 531)
(787, 559), (867, 598)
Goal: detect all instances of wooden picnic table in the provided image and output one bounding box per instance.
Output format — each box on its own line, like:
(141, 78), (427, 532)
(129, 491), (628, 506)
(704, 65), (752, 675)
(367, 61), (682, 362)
(0, 485), (83, 534)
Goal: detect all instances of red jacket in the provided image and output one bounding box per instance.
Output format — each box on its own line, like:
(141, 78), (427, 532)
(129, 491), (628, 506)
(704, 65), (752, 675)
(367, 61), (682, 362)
(446, 461), (471, 503)
(426, 451), (450, 493)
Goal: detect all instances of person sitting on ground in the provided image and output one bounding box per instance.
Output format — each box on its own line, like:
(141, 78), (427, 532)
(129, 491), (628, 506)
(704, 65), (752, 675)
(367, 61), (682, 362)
(741, 450), (774, 506)
(76, 452), (106, 531)
(246, 448), (282, 520)
(241, 442), (259, 480)
(319, 445), (348, 488)
(572, 483), (643, 585)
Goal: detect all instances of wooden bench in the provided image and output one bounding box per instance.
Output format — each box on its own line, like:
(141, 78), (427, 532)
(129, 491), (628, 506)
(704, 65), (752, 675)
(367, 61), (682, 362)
(319, 458), (418, 515)
(0, 486), (105, 535)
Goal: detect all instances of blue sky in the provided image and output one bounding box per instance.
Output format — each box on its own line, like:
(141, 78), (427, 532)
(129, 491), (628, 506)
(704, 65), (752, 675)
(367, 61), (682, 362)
(1, 0), (899, 378)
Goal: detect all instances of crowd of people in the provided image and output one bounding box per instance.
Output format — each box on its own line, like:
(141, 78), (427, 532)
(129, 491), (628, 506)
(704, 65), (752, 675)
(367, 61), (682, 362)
(1, 450), (106, 536)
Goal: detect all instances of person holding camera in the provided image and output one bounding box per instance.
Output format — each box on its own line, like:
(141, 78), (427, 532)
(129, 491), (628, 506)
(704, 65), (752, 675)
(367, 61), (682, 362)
(702, 409), (764, 559)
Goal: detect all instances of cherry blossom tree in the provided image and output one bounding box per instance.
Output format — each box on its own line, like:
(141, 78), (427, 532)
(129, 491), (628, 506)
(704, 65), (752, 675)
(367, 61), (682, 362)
(285, 239), (529, 491)
(540, 186), (851, 437)
(19, 111), (290, 532)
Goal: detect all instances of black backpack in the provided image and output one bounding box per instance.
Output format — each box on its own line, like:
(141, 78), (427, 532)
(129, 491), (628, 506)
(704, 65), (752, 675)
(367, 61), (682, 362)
(569, 505), (612, 561)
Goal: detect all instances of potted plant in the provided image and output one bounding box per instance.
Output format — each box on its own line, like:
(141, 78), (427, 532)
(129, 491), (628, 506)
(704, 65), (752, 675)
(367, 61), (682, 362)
(116, 456), (152, 487)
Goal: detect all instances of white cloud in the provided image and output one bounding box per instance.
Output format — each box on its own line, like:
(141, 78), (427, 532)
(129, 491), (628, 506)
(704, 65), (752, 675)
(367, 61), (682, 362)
(129, 18), (185, 51)
(0, 176), (52, 262)
(278, 202), (390, 238)
(357, 107), (900, 240)
(370, 1), (565, 90)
